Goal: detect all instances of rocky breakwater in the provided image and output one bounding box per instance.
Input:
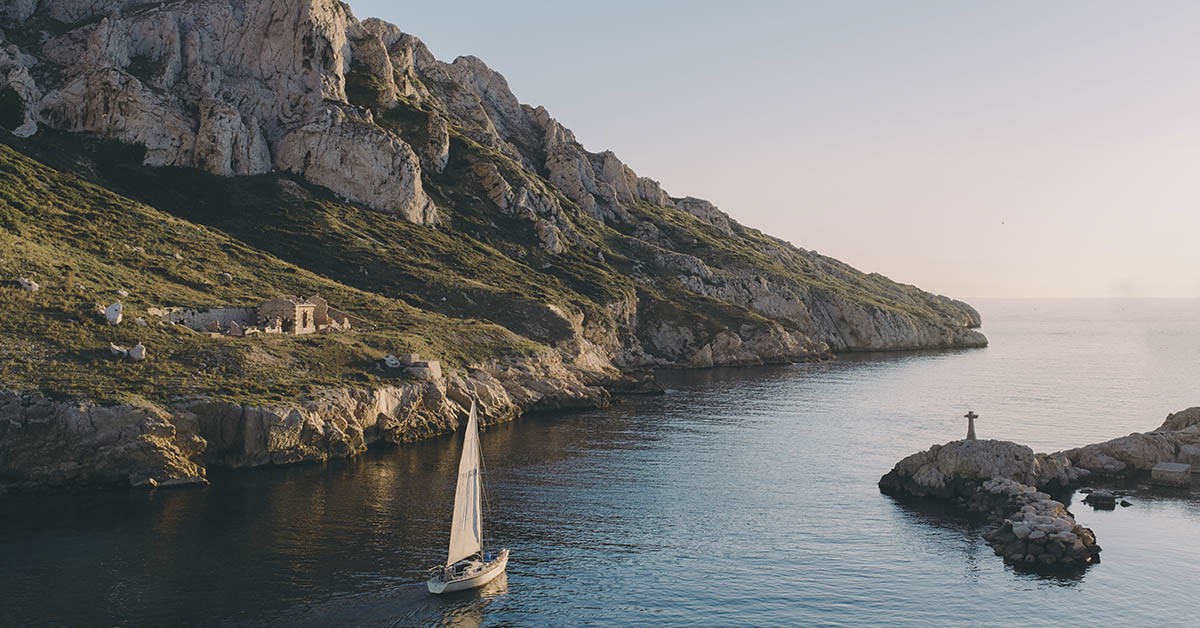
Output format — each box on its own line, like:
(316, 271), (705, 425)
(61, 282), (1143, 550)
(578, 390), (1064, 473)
(979, 478), (1102, 569)
(879, 439), (1100, 570)
(0, 353), (610, 493)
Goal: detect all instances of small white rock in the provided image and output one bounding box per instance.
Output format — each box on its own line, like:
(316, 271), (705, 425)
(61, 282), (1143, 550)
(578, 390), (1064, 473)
(128, 343), (146, 361)
(17, 277), (39, 292)
(117, 289), (129, 297)
(105, 302), (123, 325)
(109, 343), (128, 358)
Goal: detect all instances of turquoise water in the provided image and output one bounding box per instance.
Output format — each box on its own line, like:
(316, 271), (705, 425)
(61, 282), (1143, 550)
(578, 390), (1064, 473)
(2, 299), (1198, 626)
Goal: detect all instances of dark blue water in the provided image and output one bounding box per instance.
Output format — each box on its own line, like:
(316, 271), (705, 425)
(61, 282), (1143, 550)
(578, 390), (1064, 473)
(2, 299), (1199, 627)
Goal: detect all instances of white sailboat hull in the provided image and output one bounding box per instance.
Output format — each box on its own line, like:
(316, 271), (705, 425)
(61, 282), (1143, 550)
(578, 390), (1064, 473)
(427, 549), (509, 594)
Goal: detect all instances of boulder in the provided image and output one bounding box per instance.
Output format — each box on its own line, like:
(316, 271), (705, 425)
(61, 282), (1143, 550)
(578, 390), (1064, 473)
(1083, 489), (1116, 509)
(105, 302), (123, 325)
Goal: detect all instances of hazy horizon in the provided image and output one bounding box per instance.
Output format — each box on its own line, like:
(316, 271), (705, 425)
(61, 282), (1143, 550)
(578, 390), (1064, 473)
(355, 1), (1200, 300)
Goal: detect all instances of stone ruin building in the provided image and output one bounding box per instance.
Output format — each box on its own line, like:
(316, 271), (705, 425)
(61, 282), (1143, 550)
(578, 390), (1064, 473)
(154, 295), (354, 336)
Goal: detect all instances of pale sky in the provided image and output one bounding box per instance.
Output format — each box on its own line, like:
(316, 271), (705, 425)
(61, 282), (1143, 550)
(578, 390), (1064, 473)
(353, 1), (1200, 299)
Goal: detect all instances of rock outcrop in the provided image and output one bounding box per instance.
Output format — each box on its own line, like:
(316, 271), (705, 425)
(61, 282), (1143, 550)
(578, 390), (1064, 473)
(878, 439), (1088, 498)
(0, 350), (610, 493)
(0, 391), (207, 491)
(1057, 406), (1200, 478)
(11, 0), (438, 220)
(879, 440), (1099, 571)
(881, 407), (1200, 572)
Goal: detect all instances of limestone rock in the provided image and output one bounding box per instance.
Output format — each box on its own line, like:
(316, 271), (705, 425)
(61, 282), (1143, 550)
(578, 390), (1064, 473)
(881, 442), (1100, 570)
(21, 0), (439, 224)
(421, 111), (450, 174)
(276, 105), (438, 223)
(16, 277), (39, 292)
(674, 197), (734, 236)
(0, 44), (41, 137)
(1157, 407), (1200, 432)
(878, 439), (1088, 499)
(0, 391), (207, 492)
(980, 478), (1101, 569)
(104, 302), (122, 325)
(1060, 430), (1187, 477)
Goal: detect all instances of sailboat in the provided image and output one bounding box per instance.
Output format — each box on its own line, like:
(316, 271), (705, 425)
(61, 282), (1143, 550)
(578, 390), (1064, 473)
(427, 399), (510, 594)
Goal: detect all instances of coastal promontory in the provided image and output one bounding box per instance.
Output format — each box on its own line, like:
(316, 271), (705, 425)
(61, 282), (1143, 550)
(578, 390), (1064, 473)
(2, 0), (985, 492)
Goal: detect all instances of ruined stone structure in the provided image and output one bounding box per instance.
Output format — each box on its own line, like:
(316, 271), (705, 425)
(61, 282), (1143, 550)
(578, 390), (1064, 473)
(258, 297), (317, 335)
(258, 295), (353, 335)
(159, 307), (257, 332)
(306, 295), (354, 330)
(155, 295), (352, 336)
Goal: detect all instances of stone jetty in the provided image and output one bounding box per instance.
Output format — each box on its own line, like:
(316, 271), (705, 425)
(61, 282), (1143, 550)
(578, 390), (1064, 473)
(979, 478), (1101, 568)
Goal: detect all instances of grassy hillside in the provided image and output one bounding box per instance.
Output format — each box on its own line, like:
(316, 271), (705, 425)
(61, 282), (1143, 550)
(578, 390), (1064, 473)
(0, 143), (542, 406)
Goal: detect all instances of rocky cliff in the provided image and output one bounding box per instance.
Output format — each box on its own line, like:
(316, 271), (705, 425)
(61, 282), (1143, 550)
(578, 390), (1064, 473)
(1, 0), (985, 365)
(0, 353), (607, 492)
(1, 0), (987, 491)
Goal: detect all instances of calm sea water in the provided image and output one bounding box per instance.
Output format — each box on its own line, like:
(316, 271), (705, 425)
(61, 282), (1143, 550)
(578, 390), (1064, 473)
(2, 298), (1199, 627)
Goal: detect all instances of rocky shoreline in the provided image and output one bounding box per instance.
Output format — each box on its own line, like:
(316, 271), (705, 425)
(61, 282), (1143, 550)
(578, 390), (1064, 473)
(1, 0), (983, 495)
(0, 354), (628, 494)
(879, 407), (1200, 571)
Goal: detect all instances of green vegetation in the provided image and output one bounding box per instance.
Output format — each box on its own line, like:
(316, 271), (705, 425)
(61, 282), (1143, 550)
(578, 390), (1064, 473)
(0, 92), (969, 409)
(0, 143), (540, 405)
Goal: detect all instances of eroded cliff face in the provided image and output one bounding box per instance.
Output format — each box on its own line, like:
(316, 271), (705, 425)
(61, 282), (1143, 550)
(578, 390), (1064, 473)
(0, 349), (611, 492)
(5, 0), (436, 221)
(1, 0), (985, 373)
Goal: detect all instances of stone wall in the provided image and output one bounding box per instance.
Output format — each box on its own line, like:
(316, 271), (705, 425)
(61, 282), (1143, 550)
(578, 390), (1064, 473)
(163, 307), (256, 332)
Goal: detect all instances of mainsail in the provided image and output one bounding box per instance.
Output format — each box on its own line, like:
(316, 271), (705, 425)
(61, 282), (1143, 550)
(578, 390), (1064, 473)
(446, 400), (483, 565)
